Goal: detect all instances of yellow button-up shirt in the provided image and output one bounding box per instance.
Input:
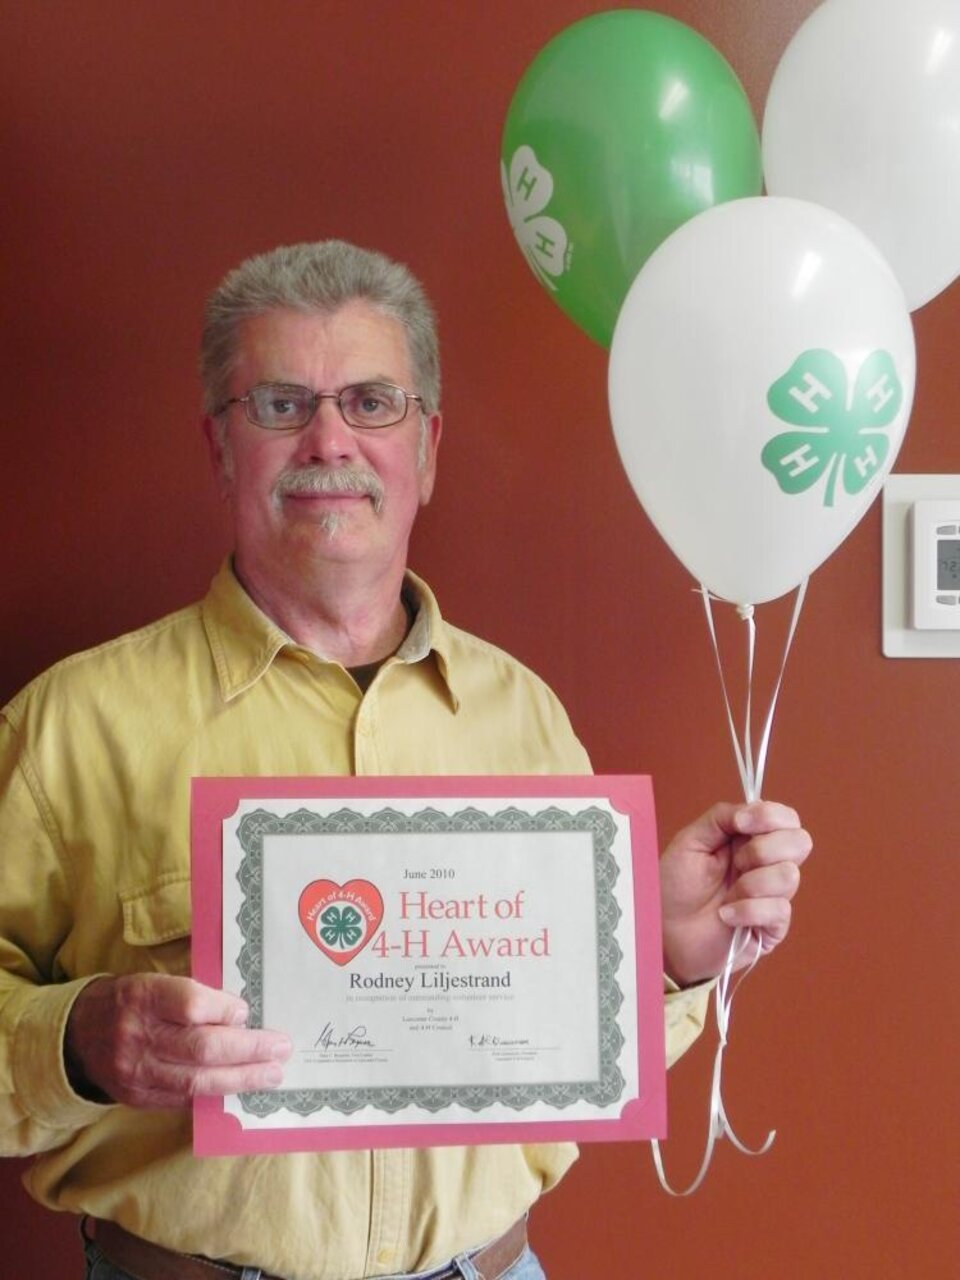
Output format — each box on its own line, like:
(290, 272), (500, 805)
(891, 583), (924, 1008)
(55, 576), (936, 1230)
(0, 563), (709, 1280)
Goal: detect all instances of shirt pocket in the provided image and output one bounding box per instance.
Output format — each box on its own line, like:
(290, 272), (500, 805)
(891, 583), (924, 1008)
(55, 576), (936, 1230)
(118, 873), (191, 975)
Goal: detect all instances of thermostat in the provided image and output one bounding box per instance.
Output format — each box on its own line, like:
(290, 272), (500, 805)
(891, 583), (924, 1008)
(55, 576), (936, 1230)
(911, 499), (960, 629)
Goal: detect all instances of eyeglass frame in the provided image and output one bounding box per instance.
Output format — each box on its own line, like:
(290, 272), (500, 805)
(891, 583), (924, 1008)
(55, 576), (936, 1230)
(213, 381), (425, 432)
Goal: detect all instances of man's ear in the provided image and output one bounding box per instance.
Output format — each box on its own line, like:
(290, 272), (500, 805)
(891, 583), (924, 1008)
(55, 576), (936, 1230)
(418, 412), (443, 506)
(202, 415), (232, 499)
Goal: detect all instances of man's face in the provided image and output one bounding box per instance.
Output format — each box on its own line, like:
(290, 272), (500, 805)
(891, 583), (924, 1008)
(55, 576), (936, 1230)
(205, 303), (441, 587)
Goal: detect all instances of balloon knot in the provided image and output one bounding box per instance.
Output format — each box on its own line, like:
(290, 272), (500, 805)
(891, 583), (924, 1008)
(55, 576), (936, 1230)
(736, 603), (755, 621)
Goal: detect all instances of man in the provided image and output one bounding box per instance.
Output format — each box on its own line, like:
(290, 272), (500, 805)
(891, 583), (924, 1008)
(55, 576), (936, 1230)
(0, 241), (810, 1280)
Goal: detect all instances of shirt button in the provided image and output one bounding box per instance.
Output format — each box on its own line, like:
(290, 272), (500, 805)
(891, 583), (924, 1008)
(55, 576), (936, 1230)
(376, 1247), (395, 1266)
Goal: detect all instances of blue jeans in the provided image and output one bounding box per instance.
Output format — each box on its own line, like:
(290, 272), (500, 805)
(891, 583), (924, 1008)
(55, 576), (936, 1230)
(83, 1234), (547, 1280)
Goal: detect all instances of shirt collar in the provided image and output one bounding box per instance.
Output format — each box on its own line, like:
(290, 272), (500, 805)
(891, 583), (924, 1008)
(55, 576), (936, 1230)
(201, 561), (289, 701)
(201, 559), (460, 710)
(399, 570), (460, 711)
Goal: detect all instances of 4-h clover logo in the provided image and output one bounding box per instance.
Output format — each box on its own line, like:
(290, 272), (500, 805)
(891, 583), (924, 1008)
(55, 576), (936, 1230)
(501, 144), (570, 292)
(318, 903), (364, 950)
(761, 349), (903, 508)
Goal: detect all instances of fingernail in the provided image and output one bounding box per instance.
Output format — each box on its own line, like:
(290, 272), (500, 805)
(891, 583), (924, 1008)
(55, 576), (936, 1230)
(264, 1064), (284, 1087)
(230, 1005), (249, 1027)
(719, 906), (737, 925)
(271, 1038), (293, 1060)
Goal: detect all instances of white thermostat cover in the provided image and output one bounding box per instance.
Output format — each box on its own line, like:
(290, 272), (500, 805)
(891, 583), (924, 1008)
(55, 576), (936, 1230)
(883, 475), (960, 657)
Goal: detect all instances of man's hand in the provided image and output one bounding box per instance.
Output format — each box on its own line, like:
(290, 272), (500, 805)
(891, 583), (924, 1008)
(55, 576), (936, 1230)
(660, 801), (812, 987)
(64, 974), (293, 1108)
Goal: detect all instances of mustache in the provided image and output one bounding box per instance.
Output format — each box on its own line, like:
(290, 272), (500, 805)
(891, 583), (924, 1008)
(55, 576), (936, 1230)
(274, 464), (385, 513)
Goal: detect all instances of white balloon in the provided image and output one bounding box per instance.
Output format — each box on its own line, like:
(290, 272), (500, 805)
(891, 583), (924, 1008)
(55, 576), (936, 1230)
(608, 197), (915, 607)
(763, 0), (960, 311)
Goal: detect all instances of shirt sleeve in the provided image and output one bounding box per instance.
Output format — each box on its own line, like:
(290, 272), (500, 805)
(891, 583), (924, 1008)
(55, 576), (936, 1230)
(0, 715), (113, 1154)
(663, 976), (714, 1068)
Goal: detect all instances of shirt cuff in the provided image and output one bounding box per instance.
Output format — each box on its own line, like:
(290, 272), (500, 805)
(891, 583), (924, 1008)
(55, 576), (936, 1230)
(13, 975), (116, 1128)
(663, 976), (716, 1068)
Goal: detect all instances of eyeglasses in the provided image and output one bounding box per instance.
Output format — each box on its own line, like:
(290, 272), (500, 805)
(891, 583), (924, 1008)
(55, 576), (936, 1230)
(215, 381), (423, 431)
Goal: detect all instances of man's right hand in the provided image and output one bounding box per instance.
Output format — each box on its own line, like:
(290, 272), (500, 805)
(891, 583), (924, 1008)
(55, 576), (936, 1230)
(64, 974), (293, 1108)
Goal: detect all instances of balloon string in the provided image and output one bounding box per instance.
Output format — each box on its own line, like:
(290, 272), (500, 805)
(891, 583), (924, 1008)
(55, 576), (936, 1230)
(751, 578), (807, 800)
(651, 579), (808, 1196)
(696, 580), (807, 803)
(652, 930), (772, 1196)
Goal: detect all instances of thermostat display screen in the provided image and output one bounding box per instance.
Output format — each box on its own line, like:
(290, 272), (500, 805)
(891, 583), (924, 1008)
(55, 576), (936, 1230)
(908, 498), (960, 634)
(937, 539), (960, 589)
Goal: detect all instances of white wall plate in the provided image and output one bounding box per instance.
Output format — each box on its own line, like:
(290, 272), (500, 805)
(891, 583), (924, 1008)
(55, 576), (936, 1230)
(883, 474), (960, 658)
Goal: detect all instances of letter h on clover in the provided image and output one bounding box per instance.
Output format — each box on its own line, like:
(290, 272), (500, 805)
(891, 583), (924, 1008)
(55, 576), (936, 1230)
(761, 349), (903, 508)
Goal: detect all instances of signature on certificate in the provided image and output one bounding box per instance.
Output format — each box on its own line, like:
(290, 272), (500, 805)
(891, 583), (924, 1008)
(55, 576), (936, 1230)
(314, 1022), (376, 1051)
(468, 1033), (532, 1049)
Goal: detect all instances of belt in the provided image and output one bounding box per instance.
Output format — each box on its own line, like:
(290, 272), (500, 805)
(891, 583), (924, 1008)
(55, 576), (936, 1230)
(91, 1216), (528, 1280)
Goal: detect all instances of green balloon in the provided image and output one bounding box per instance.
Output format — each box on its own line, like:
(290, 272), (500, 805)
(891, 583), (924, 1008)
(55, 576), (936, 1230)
(501, 10), (762, 347)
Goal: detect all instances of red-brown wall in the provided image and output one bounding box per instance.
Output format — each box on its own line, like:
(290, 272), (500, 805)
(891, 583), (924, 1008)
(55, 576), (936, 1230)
(3, 2), (957, 1276)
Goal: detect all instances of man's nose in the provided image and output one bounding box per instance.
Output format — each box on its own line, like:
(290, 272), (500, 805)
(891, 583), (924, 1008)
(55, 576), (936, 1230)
(294, 397), (358, 463)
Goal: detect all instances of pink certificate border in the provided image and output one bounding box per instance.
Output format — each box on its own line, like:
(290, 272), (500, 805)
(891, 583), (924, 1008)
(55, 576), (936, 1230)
(191, 775), (665, 1156)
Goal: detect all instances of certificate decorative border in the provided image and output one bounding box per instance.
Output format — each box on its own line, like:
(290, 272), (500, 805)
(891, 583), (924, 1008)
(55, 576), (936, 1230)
(233, 804), (625, 1118)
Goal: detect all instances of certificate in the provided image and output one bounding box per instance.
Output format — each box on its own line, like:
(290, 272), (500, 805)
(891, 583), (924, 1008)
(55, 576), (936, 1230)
(191, 775), (665, 1155)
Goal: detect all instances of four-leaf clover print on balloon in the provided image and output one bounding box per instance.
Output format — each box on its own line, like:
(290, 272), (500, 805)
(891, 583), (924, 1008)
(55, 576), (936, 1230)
(762, 349), (903, 509)
(501, 145), (570, 293)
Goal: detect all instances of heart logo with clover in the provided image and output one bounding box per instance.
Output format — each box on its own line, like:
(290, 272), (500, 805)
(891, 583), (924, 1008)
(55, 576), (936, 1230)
(298, 879), (384, 967)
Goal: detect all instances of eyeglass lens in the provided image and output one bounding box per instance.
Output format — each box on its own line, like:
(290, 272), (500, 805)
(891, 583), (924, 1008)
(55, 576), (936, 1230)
(246, 382), (409, 430)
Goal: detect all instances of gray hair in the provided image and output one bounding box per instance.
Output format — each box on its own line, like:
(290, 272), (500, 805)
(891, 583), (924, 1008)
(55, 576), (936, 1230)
(200, 240), (441, 416)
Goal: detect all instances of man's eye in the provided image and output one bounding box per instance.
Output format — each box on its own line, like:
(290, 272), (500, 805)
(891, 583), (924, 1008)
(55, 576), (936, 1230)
(270, 398), (297, 416)
(346, 384), (401, 421)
